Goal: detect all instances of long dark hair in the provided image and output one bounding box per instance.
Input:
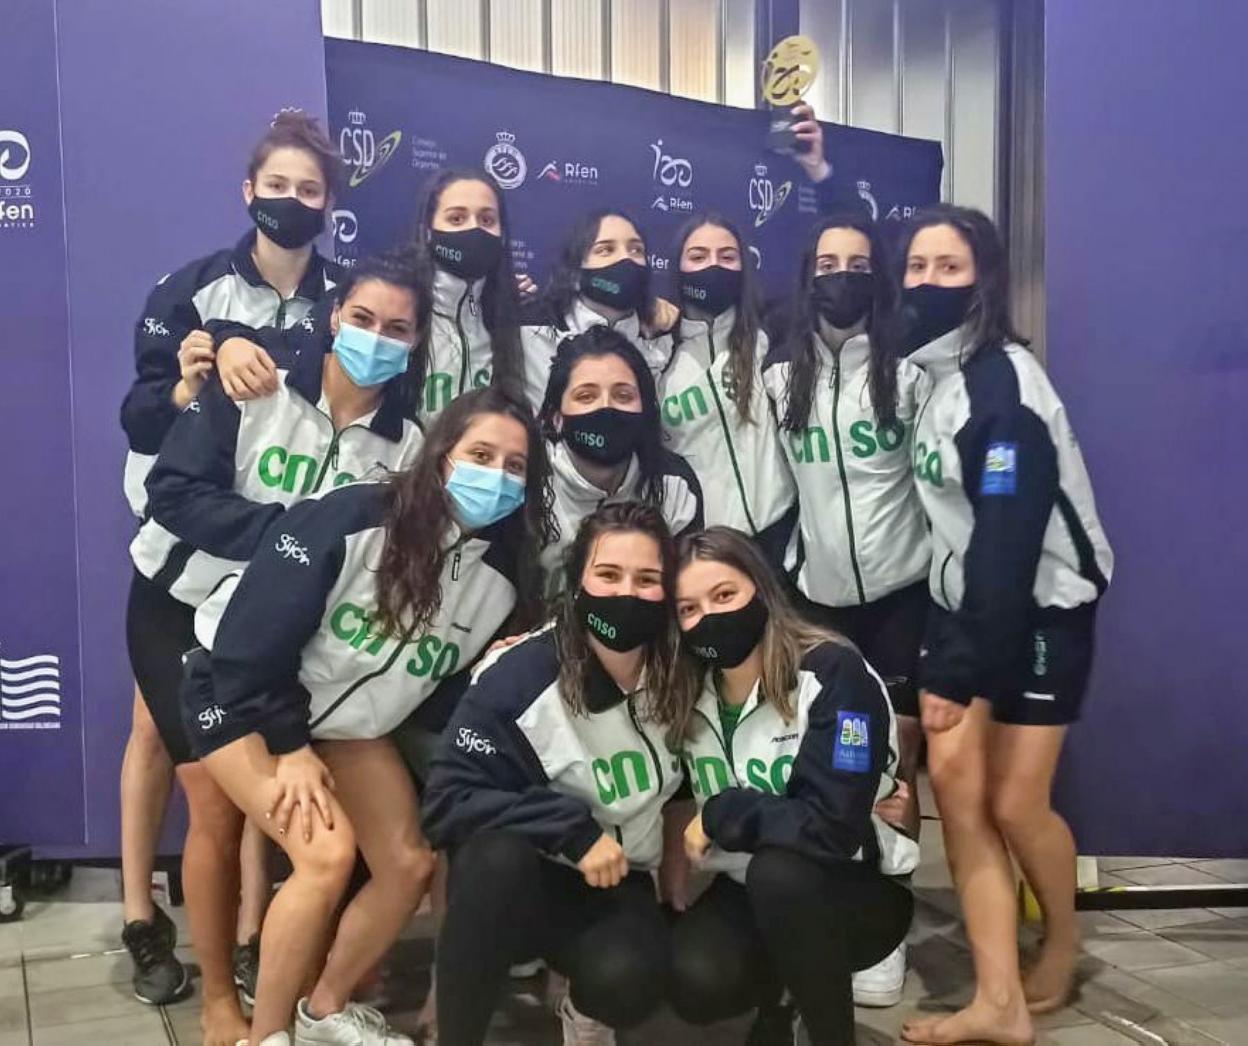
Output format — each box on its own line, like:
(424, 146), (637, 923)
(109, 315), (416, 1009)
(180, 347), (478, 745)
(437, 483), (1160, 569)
(671, 212), (764, 423)
(553, 501), (682, 725)
(897, 204), (1027, 356)
(669, 527), (847, 743)
(537, 327), (666, 506)
(542, 207), (660, 330)
(409, 168), (525, 400)
(780, 210), (901, 430)
(374, 387), (557, 638)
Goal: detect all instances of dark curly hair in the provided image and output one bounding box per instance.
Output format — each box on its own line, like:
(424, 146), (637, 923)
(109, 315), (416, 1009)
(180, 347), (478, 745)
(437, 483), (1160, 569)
(374, 387), (557, 638)
(553, 501), (682, 727)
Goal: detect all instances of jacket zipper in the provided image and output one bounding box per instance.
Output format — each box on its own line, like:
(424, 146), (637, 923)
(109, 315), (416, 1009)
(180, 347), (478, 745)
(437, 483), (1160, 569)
(704, 329), (758, 535)
(830, 353), (867, 604)
(309, 624), (413, 730)
(626, 698), (664, 793)
(451, 548), (462, 581)
(456, 291), (471, 394)
(938, 550), (954, 607)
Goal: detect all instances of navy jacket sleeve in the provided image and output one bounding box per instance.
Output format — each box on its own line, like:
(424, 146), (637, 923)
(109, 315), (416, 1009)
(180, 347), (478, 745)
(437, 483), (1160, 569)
(144, 376), (285, 561)
(422, 652), (604, 861)
(208, 297), (333, 371)
(921, 381), (1059, 703)
(120, 268), (205, 454)
(701, 646), (888, 864)
(210, 497), (349, 754)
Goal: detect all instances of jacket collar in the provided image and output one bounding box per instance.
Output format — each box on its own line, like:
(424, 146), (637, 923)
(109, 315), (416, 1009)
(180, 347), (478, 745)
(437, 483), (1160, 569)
(906, 324), (974, 383)
(284, 334), (411, 442)
(584, 653), (643, 714)
(231, 229), (330, 301)
(814, 329), (872, 374)
(566, 296), (642, 341)
(550, 439), (641, 508)
(432, 268), (486, 319)
(695, 671), (764, 725)
(677, 307), (737, 364)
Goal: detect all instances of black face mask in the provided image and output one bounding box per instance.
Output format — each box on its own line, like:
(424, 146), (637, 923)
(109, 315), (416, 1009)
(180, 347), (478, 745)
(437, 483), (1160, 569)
(580, 259), (647, 312)
(901, 284), (975, 355)
(248, 195), (325, 250)
(430, 227), (503, 281)
(576, 590), (667, 653)
(683, 595), (769, 669)
(812, 271), (875, 330)
(679, 266), (742, 317)
(562, 407), (644, 467)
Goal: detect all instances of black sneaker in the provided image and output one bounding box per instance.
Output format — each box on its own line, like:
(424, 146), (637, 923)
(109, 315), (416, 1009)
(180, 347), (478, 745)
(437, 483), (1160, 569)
(121, 905), (189, 1005)
(746, 1001), (799, 1046)
(232, 932), (260, 1006)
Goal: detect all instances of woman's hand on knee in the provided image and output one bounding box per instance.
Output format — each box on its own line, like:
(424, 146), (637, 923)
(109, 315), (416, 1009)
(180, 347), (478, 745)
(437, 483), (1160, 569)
(268, 746), (337, 842)
(920, 690), (967, 734)
(578, 833), (629, 889)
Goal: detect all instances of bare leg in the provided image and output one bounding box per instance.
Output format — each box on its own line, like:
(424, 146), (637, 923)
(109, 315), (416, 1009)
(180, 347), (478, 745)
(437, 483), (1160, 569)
(305, 738), (435, 1018)
(237, 818), (272, 943)
(902, 700), (1033, 1046)
(177, 762), (248, 1046)
(989, 723), (1078, 1013)
(121, 687), (174, 923)
(896, 713), (923, 838)
(202, 734), (357, 1042)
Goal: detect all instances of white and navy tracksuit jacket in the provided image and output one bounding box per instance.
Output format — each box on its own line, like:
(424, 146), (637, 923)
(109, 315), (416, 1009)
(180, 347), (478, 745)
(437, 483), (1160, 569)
(908, 329), (1113, 703)
(763, 333), (931, 607)
(420, 269), (494, 421)
(120, 230), (339, 515)
(189, 483), (524, 756)
(541, 440), (705, 593)
(423, 628), (684, 869)
(681, 641), (919, 883)
(660, 311), (797, 557)
(131, 330), (422, 609)
(521, 297), (674, 413)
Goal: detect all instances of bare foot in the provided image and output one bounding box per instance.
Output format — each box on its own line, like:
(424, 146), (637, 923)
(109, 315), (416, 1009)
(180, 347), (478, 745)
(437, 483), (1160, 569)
(200, 994), (249, 1046)
(1024, 935), (1079, 1014)
(901, 997), (1034, 1045)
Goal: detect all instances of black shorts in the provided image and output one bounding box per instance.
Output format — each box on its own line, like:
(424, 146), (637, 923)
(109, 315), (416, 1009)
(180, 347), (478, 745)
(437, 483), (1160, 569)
(126, 569), (196, 766)
(801, 581), (929, 718)
(922, 602), (1097, 726)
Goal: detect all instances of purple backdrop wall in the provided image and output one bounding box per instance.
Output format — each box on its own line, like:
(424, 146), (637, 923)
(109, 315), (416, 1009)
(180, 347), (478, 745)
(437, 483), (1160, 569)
(1047, 0), (1248, 856)
(14, 0), (329, 854)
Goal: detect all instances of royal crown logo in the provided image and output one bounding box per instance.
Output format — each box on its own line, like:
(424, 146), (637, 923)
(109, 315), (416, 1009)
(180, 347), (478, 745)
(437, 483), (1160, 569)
(347, 109), (367, 126)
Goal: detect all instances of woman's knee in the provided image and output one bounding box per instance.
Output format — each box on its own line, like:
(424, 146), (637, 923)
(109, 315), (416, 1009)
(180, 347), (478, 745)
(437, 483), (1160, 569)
(990, 784), (1051, 838)
(377, 841), (436, 902)
(746, 848), (821, 914)
(292, 823), (357, 888)
(571, 942), (667, 1030)
(451, 830), (538, 898)
(669, 935), (750, 1025)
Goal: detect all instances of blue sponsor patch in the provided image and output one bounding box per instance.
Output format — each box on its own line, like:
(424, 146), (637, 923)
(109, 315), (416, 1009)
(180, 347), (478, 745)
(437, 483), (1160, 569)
(981, 441), (1018, 496)
(833, 711), (871, 773)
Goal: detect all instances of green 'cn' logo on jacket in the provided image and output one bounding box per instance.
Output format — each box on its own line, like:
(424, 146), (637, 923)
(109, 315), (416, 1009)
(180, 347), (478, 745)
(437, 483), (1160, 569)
(680, 751), (795, 797)
(789, 426), (831, 464)
(849, 418), (906, 458)
(329, 602), (460, 681)
(913, 440), (944, 487)
(662, 385), (709, 426)
(258, 445), (355, 494)
(592, 750), (653, 805)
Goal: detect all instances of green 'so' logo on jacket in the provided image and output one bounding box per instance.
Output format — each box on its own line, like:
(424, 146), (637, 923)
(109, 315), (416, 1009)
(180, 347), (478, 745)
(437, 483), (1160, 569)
(593, 750), (652, 805)
(662, 386), (709, 426)
(682, 751), (794, 797)
(789, 426), (831, 464)
(405, 633), (460, 680)
(849, 419), (906, 458)
(472, 366), (492, 389)
(587, 613), (616, 640)
(913, 440), (944, 487)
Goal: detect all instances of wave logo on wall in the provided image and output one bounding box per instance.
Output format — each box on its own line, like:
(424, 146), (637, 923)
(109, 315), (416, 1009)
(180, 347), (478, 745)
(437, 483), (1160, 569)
(1, 651), (62, 726)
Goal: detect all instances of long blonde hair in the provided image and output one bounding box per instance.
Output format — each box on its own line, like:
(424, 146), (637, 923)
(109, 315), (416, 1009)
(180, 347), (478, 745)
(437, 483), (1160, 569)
(669, 527), (851, 743)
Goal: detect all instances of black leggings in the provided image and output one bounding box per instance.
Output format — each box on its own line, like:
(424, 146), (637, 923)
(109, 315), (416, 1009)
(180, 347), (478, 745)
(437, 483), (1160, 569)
(670, 850), (913, 1046)
(437, 830), (669, 1045)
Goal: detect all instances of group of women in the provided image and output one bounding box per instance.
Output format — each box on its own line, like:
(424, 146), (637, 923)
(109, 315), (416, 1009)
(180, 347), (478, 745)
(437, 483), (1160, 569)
(116, 106), (1113, 1046)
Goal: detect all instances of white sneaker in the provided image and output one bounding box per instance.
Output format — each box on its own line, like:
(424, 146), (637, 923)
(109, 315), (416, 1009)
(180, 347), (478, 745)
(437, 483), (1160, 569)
(236, 1035), (292, 1046)
(295, 998), (415, 1045)
(557, 995), (616, 1046)
(509, 957), (547, 978)
(852, 942), (906, 1008)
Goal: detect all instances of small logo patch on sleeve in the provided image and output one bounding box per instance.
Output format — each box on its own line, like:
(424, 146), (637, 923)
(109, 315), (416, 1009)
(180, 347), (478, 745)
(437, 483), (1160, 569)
(981, 441), (1018, 496)
(833, 711), (871, 773)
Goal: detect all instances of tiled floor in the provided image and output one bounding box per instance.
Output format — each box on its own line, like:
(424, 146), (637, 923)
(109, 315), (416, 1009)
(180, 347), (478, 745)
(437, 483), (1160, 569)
(3, 788), (1248, 1045)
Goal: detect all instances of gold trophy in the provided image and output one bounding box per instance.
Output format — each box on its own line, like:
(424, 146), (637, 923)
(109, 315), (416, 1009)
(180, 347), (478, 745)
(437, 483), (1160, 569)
(760, 34), (821, 155)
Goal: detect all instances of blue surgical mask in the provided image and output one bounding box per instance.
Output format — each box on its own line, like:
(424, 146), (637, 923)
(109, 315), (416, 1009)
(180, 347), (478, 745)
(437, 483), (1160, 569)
(445, 460), (525, 530)
(332, 321), (411, 387)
